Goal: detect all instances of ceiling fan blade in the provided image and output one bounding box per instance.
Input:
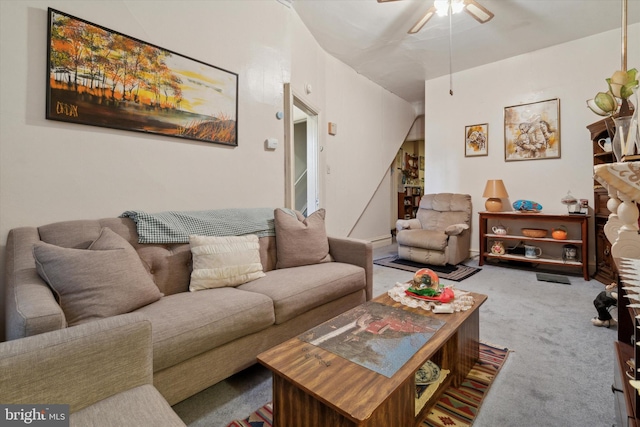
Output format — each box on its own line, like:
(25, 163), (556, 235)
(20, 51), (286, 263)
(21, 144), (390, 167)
(464, 0), (494, 23)
(408, 6), (437, 34)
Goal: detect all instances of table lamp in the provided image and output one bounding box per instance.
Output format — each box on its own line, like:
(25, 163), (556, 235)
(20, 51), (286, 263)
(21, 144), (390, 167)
(483, 179), (509, 212)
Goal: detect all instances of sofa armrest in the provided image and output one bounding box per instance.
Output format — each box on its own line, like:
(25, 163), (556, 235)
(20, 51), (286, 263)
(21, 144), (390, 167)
(0, 313), (153, 413)
(396, 218), (421, 232)
(328, 236), (373, 301)
(5, 227), (66, 340)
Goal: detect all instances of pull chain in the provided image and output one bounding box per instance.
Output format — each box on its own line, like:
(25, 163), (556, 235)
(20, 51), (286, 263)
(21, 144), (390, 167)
(448, 0), (453, 96)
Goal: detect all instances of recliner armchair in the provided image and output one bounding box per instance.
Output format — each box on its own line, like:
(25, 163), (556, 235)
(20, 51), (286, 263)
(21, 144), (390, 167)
(395, 193), (472, 266)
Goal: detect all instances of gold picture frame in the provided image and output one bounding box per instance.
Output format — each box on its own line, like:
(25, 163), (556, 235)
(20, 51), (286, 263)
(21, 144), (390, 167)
(465, 123), (488, 157)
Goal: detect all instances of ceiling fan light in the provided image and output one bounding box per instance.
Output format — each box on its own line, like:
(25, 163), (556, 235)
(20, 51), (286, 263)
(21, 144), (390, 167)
(434, 0), (464, 16)
(451, 0), (464, 14)
(434, 0), (449, 16)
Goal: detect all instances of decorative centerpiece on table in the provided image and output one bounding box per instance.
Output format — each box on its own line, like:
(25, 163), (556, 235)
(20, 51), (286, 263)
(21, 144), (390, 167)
(406, 268), (454, 303)
(587, 68), (639, 161)
(387, 268), (474, 312)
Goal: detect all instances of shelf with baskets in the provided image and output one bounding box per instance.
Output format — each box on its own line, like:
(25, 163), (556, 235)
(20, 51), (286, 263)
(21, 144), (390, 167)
(478, 211), (589, 280)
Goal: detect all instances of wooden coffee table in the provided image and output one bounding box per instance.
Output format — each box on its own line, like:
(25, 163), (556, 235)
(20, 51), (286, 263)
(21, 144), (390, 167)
(257, 290), (487, 427)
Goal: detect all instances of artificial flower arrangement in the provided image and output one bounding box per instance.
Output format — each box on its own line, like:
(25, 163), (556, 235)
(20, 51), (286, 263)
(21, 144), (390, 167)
(587, 68), (638, 116)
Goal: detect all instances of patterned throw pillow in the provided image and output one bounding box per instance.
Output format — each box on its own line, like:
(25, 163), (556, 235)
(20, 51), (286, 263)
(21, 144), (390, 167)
(189, 234), (265, 291)
(33, 227), (162, 326)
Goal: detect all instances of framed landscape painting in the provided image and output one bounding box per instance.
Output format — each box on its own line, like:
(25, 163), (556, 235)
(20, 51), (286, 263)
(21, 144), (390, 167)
(504, 98), (560, 161)
(464, 123), (488, 157)
(46, 8), (238, 146)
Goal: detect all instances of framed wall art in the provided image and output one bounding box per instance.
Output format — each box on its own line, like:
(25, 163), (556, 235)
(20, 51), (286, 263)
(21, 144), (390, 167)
(464, 123), (488, 157)
(46, 8), (238, 146)
(504, 98), (560, 161)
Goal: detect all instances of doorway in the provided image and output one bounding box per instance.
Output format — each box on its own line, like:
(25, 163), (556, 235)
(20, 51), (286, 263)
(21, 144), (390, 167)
(284, 84), (319, 215)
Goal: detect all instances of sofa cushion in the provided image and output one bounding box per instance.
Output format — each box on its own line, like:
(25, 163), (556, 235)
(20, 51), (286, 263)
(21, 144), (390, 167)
(237, 262), (366, 324)
(397, 229), (448, 251)
(189, 235), (265, 291)
(33, 228), (162, 326)
(134, 287), (275, 371)
(274, 208), (331, 269)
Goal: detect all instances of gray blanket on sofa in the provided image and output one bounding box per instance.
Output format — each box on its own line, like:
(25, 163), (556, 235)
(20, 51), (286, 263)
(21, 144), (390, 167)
(120, 208), (285, 243)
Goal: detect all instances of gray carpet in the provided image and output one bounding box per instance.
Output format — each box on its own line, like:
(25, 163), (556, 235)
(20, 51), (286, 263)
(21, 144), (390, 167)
(173, 243), (616, 427)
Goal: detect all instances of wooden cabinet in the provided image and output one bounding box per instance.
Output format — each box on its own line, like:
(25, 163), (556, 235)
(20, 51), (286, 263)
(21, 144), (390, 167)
(587, 118), (619, 285)
(478, 211), (589, 280)
(398, 186), (422, 220)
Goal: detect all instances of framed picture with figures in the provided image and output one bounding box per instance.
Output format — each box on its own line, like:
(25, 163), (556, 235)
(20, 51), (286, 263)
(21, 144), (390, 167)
(504, 98), (560, 161)
(465, 123), (488, 157)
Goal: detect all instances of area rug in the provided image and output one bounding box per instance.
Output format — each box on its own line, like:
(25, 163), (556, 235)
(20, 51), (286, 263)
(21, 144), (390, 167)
(373, 256), (481, 282)
(225, 342), (509, 427)
(421, 342), (509, 427)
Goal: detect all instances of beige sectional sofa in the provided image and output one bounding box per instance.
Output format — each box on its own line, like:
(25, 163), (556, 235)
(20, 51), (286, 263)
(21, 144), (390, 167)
(5, 210), (373, 406)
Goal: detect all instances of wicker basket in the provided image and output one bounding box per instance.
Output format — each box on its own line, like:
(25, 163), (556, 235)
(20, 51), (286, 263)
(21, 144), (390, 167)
(521, 228), (548, 238)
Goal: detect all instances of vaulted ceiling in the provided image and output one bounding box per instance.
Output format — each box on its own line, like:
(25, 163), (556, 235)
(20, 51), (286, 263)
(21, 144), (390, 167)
(292, 0), (640, 103)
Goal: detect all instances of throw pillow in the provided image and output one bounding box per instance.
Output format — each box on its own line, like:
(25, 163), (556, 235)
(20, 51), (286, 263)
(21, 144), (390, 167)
(189, 234), (265, 291)
(274, 208), (331, 269)
(33, 227), (162, 326)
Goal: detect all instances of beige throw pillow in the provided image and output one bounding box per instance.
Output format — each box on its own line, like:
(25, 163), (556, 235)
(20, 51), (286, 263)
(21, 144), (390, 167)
(33, 227), (162, 326)
(274, 208), (331, 269)
(189, 234), (265, 291)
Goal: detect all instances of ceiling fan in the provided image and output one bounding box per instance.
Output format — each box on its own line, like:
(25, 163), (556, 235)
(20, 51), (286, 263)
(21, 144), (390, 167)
(378, 0), (494, 34)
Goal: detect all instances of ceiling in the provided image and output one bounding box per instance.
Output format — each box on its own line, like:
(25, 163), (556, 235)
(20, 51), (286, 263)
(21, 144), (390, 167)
(292, 0), (640, 104)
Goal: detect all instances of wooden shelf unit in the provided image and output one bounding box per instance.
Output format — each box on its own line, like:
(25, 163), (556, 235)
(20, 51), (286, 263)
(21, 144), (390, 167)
(587, 118), (619, 285)
(398, 185), (422, 220)
(478, 211), (589, 280)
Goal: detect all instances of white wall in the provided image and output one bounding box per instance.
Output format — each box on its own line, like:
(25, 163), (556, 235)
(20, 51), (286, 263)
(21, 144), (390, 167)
(0, 0), (416, 340)
(424, 23), (640, 265)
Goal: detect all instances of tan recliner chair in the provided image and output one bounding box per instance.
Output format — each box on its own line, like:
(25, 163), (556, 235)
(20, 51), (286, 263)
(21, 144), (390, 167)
(395, 193), (472, 266)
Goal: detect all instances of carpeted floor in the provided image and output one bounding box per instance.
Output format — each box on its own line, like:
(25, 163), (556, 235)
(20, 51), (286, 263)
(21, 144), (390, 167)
(226, 342), (509, 427)
(373, 256), (481, 281)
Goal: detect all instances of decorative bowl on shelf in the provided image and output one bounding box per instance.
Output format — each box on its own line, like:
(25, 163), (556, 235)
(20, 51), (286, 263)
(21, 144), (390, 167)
(415, 360), (441, 385)
(521, 228), (548, 238)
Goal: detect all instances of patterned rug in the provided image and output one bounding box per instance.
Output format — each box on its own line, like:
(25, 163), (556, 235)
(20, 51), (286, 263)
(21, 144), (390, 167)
(373, 256), (481, 282)
(225, 342), (509, 427)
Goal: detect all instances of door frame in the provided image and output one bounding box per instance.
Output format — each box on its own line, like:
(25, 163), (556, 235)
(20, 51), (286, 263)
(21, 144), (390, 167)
(284, 83), (320, 213)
